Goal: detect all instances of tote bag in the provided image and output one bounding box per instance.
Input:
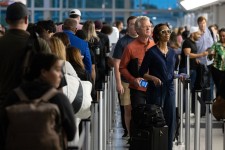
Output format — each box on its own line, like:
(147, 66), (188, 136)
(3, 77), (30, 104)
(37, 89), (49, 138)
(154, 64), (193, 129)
(62, 62), (92, 119)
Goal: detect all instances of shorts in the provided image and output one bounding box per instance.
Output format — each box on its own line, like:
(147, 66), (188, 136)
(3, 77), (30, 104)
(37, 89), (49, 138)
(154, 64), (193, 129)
(119, 81), (131, 106)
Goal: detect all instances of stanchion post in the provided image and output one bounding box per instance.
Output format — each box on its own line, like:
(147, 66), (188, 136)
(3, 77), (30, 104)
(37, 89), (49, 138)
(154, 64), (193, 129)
(184, 78), (191, 150)
(105, 71), (111, 143)
(185, 55), (191, 150)
(107, 70), (113, 144)
(205, 97), (212, 150)
(102, 76), (108, 150)
(174, 71), (179, 108)
(82, 119), (91, 150)
(223, 120), (225, 150)
(178, 78), (184, 145)
(194, 91), (201, 150)
(91, 101), (99, 150)
(98, 90), (104, 150)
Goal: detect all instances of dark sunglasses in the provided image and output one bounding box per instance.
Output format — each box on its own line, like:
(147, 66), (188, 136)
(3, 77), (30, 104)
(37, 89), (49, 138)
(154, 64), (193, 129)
(160, 29), (172, 35)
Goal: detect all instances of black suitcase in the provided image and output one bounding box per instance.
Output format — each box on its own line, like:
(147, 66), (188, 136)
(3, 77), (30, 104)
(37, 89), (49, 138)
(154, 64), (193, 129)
(130, 126), (168, 150)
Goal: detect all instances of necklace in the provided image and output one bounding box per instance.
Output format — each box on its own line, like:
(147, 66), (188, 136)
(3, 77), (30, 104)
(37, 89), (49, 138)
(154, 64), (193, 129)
(157, 45), (168, 56)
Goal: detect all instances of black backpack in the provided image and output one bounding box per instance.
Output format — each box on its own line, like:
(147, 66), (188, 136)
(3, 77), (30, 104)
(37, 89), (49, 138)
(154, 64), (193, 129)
(132, 104), (166, 129)
(21, 33), (40, 81)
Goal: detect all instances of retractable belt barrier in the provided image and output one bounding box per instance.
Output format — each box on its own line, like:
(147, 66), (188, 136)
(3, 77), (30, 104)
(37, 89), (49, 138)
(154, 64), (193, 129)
(184, 55), (191, 150)
(98, 89), (104, 150)
(175, 55), (213, 150)
(70, 55), (215, 150)
(205, 97), (213, 150)
(184, 75), (191, 150)
(194, 90), (201, 150)
(174, 55), (191, 149)
(174, 72), (184, 145)
(106, 73), (110, 145)
(91, 101), (99, 150)
(175, 72), (191, 150)
(68, 69), (116, 150)
(107, 70), (114, 144)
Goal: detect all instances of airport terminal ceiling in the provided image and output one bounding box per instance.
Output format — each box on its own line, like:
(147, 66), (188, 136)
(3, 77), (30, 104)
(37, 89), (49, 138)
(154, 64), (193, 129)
(1, 0), (225, 27)
(0, 0), (182, 27)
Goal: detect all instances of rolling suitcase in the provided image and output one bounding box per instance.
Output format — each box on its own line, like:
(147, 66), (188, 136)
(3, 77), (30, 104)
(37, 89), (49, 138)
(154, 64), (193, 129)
(130, 125), (168, 150)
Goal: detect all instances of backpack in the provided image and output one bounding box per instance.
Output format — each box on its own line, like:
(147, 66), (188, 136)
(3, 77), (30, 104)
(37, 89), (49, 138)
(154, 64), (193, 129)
(21, 34), (40, 81)
(62, 62), (92, 119)
(212, 96), (225, 121)
(131, 104), (166, 129)
(5, 88), (66, 150)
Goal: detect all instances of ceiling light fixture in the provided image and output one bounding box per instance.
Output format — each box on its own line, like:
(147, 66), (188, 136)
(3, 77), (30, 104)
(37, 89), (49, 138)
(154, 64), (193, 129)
(180, 0), (219, 10)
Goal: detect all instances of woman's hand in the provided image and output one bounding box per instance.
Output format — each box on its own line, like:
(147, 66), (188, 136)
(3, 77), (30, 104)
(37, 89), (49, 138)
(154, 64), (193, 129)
(151, 76), (162, 87)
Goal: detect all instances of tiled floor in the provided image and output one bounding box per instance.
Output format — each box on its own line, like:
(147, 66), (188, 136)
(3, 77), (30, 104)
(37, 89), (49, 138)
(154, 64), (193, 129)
(107, 101), (224, 150)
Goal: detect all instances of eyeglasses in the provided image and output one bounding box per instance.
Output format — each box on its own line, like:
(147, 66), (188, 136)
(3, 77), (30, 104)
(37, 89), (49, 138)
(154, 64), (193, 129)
(141, 25), (153, 29)
(160, 29), (172, 35)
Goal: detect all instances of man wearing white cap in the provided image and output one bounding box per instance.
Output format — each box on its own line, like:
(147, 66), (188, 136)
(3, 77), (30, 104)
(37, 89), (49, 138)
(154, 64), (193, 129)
(69, 9), (83, 30)
(179, 26), (208, 114)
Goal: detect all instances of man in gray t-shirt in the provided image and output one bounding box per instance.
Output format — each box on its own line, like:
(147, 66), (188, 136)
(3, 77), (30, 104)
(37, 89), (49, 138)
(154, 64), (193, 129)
(112, 16), (138, 137)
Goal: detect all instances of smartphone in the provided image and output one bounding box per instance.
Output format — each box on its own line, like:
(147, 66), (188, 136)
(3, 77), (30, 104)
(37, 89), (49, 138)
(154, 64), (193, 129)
(140, 80), (148, 88)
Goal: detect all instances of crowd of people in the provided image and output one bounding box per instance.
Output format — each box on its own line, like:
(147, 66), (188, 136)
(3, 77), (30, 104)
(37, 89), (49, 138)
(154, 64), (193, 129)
(0, 2), (225, 150)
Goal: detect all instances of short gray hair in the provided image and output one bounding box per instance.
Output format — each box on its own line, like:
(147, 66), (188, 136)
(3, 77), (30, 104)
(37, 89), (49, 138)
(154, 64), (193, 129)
(135, 16), (150, 29)
(63, 18), (77, 30)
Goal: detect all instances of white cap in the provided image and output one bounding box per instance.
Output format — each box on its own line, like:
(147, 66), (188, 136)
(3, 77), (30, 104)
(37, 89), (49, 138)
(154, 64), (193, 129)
(69, 9), (81, 17)
(189, 26), (199, 35)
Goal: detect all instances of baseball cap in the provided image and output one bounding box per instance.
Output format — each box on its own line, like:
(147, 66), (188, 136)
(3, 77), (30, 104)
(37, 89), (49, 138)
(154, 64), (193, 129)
(6, 2), (29, 20)
(94, 20), (103, 30)
(69, 9), (81, 17)
(189, 26), (199, 36)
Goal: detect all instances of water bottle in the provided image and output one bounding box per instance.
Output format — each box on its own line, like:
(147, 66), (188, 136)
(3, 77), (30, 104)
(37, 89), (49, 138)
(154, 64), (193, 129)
(95, 47), (100, 55)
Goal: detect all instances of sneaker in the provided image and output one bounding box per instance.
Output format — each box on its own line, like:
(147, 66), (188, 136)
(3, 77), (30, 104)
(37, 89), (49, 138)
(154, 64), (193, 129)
(127, 137), (131, 144)
(122, 132), (128, 138)
(122, 135), (130, 140)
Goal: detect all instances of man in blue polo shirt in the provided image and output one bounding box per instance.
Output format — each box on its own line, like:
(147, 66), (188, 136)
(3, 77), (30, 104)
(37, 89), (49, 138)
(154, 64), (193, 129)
(63, 18), (92, 74)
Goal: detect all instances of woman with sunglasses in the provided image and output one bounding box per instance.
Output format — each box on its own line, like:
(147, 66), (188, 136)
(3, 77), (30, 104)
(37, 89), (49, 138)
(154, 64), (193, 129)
(139, 23), (177, 150)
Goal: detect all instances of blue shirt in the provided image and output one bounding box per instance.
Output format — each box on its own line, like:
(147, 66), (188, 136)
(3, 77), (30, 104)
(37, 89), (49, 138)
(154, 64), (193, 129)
(139, 45), (177, 92)
(196, 28), (214, 65)
(64, 30), (92, 74)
